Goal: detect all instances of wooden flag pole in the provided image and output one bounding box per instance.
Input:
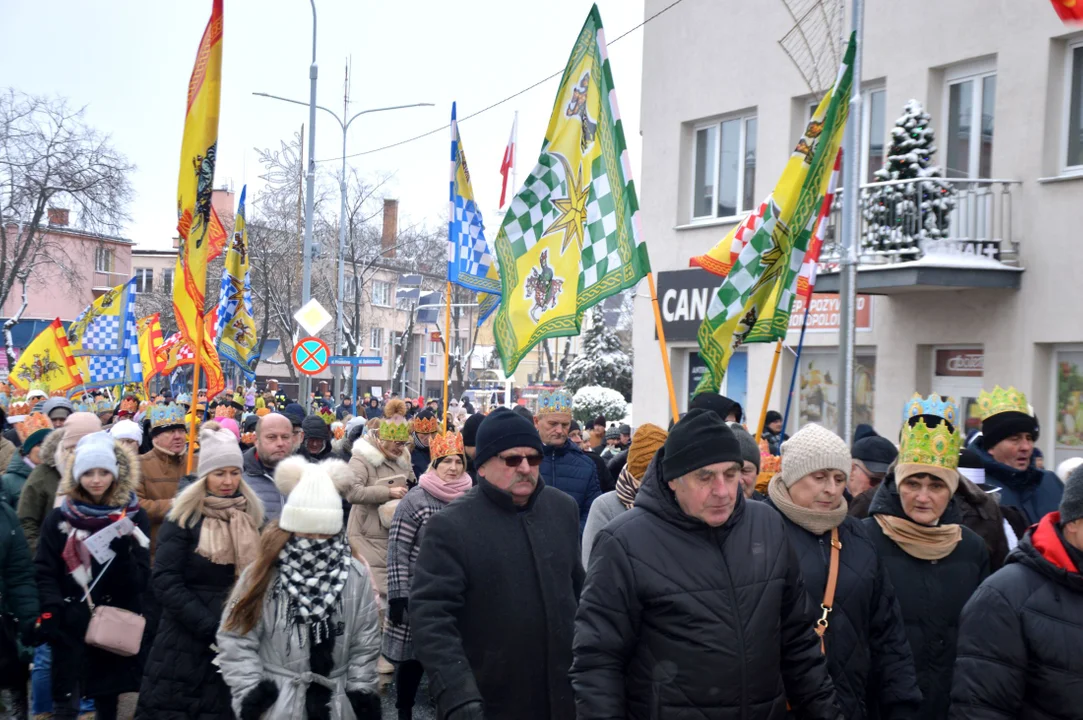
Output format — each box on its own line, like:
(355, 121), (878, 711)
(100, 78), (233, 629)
(646, 273), (680, 423)
(441, 281), (452, 433)
(755, 339), (784, 444)
(185, 314), (204, 473)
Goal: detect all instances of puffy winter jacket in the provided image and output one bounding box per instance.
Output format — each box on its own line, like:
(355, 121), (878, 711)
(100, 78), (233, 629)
(571, 447), (841, 719)
(765, 500), (922, 720)
(0, 502), (38, 658)
(950, 512), (1083, 720)
(972, 443), (1062, 525)
(0, 451), (32, 508)
(863, 478), (990, 720)
(217, 557), (382, 719)
(15, 428), (65, 553)
(241, 447), (284, 522)
(540, 439), (601, 532)
(135, 518), (237, 719)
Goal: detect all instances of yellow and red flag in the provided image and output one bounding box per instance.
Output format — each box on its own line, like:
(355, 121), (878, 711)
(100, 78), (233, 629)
(173, 0), (224, 394)
(1050, 0), (1083, 23)
(137, 313), (166, 394)
(10, 319), (83, 394)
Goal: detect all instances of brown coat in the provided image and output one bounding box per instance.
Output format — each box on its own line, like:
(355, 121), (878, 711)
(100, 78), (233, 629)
(138, 445), (189, 558)
(346, 436), (414, 596)
(0, 437), (15, 480)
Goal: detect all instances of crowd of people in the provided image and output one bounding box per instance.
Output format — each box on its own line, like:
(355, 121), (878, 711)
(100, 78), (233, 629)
(0, 381), (1079, 719)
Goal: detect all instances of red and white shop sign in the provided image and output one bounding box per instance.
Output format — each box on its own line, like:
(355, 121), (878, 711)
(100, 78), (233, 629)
(935, 349), (984, 377)
(788, 293), (872, 333)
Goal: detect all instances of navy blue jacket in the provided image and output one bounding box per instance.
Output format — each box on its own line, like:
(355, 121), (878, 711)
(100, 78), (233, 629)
(541, 440), (601, 533)
(972, 443), (1062, 525)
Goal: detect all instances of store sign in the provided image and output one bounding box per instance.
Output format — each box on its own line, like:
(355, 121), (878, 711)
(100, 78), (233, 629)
(935, 349), (984, 377)
(656, 268), (870, 341)
(789, 294), (872, 332)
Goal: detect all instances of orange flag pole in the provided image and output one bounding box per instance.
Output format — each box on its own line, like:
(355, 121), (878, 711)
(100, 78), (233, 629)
(185, 319), (205, 473)
(646, 273), (680, 423)
(755, 340), (784, 444)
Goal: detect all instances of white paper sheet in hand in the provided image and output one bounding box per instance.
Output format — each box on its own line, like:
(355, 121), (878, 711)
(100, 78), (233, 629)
(83, 515), (135, 564)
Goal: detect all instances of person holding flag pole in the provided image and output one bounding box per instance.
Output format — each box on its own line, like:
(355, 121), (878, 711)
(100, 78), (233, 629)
(173, 0), (224, 473)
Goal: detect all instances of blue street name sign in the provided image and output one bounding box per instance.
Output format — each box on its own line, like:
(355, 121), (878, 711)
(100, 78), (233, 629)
(330, 355), (383, 367)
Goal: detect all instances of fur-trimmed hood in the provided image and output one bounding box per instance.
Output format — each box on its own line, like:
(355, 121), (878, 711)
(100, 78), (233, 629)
(39, 428), (65, 469)
(58, 438), (141, 507)
(272, 455), (354, 498)
(351, 435), (411, 472)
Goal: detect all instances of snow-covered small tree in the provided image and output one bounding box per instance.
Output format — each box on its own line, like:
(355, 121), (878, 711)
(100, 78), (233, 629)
(572, 386), (627, 426)
(564, 307), (633, 401)
(863, 99), (957, 254)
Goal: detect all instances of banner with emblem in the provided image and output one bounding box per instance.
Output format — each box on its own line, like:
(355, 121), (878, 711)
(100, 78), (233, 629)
(492, 4), (650, 373)
(66, 277), (141, 390)
(137, 313), (166, 394)
(10, 319), (83, 394)
(214, 185), (260, 379)
(694, 34), (855, 393)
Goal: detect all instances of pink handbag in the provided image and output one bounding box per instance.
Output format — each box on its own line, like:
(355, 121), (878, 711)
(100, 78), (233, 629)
(80, 555), (146, 657)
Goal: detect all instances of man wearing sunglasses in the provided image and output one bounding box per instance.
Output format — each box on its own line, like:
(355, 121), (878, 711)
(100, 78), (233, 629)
(533, 388), (602, 533)
(411, 407), (583, 720)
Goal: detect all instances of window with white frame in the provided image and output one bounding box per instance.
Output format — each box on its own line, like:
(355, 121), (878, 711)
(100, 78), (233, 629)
(370, 327), (384, 351)
(161, 267), (174, 294)
(944, 62), (996, 179)
(133, 268), (153, 293)
(429, 336), (442, 356)
(371, 280), (391, 307)
(691, 113), (757, 220)
(95, 246), (114, 273)
(1065, 41), (1083, 171)
(807, 87), (886, 181)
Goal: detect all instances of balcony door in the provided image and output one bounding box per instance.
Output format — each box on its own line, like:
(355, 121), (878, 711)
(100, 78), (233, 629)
(945, 64), (996, 243)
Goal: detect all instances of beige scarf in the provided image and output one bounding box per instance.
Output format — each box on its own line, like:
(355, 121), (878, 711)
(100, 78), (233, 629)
(874, 514), (962, 561)
(197, 495), (260, 575)
(767, 474), (849, 536)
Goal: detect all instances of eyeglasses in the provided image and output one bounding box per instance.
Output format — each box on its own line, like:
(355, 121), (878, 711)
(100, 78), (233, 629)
(499, 453), (543, 468)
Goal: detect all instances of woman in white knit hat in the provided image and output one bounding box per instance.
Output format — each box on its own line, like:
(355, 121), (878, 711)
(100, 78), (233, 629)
(217, 455), (382, 720)
(135, 422), (262, 719)
(765, 423), (920, 720)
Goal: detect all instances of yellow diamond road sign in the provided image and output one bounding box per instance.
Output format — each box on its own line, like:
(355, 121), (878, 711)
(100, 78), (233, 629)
(294, 299), (332, 336)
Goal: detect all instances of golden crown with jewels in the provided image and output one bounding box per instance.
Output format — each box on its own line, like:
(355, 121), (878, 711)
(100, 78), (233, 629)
(976, 385), (1029, 421)
(430, 432), (465, 460)
(898, 418), (961, 471)
(378, 419), (410, 443)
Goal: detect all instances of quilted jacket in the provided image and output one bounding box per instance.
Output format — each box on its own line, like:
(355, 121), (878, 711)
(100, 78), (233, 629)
(540, 439), (601, 532)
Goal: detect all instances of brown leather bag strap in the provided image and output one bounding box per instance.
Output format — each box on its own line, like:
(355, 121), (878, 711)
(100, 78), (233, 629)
(814, 527), (842, 653)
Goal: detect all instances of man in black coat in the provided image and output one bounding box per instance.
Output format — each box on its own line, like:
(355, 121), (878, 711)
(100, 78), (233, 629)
(410, 408), (584, 720)
(571, 409), (841, 719)
(950, 465), (1083, 719)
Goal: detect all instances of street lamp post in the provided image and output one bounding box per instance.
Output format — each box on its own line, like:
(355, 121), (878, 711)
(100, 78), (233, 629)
(253, 91), (432, 398)
(302, 0), (318, 406)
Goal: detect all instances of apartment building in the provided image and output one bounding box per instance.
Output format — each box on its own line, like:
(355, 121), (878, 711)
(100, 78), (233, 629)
(632, 0), (1083, 468)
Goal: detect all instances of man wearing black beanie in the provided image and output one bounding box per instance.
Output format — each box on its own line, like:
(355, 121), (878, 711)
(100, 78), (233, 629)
(460, 412), (485, 484)
(411, 407), (583, 720)
(572, 407), (842, 718)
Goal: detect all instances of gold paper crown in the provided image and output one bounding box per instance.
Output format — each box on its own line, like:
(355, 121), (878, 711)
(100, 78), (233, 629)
(537, 388), (573, 415)
(119, 397), (140, 415)
(378, 419), (410, 442)
(412, 414), (440, 434)
(213, 405), (237, 420)
(8, 399), (31, 417)
(431, 432), (465, 460)
(976, 385), (1029, 421)
(898, 418), (961, 471)
(16, 412), (51, 442)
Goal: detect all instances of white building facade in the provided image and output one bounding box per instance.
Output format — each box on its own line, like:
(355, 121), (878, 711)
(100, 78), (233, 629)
(633, 0), (1083, 468)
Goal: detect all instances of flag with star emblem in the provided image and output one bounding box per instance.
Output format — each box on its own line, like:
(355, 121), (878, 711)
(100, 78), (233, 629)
(695, 34), (855, 393)
(214, 185), (260, 379)
(491, 4), (650, 373)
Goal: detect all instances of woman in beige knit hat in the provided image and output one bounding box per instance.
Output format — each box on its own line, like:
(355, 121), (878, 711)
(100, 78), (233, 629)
(765, 422), (921, 720)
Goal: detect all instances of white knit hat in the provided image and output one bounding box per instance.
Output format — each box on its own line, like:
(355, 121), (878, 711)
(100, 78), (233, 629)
(276, 459), (345, 535)
(73, 432), (118, 482)
(109, 419), (143, 444)
(780, 423), (851, 487)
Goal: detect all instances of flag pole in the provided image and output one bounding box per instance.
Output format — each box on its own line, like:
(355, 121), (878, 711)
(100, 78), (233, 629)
(781, 302), (812, 437)
(441, 280), (452, 433)
(755, 340), (784, 444)
(646, 273), (680, 423)
(185, 316), (204, 473)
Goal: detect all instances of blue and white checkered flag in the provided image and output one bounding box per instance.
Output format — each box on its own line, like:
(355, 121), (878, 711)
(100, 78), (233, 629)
(448, 103), (501, 296)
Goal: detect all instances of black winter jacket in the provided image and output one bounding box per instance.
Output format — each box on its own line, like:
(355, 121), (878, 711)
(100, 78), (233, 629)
(765, 501), (921, 720)
(410, 476), (584, 720)
(950, 511), (1083, 719)
(35, 506), (151, 698)
(540, 439), (601, 532)
(570, 449), (841, 719)
(135, 519), (236, 719)
(0, 502), (37, 672)
(862, 479), (990, 720)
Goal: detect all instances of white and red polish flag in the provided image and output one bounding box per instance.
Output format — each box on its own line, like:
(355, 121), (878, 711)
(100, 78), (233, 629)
(498, 113), (517, 208)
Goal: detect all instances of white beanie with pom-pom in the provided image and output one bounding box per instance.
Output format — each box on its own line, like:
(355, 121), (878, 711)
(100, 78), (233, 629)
(274, 456), (350, 535)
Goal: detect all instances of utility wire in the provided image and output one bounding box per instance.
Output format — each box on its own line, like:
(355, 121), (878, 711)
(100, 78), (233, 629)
(317, 0), (689, 162)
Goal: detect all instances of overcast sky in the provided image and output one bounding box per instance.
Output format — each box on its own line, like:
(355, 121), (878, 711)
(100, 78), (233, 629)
(1, 0), (649, 250)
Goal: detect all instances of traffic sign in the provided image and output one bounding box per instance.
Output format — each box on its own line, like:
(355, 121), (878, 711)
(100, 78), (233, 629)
(294, 299), (332, 336)
(330, 355), (383, 367)
(420, 355), (427, 374)
(292, 337), (330, 376)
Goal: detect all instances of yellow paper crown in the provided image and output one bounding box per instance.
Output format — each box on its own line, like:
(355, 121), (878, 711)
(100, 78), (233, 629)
(976, 385), (1029, 421)
(898, 418), (961, 471)
(430, 432), (465, 460)
(379, 419), (410, 442)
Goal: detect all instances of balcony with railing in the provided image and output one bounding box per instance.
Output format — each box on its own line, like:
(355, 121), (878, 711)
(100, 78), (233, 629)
(813, 177), (1025, 294)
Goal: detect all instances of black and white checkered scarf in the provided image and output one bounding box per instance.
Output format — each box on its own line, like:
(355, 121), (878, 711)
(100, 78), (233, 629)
(276, 534), (351, 644)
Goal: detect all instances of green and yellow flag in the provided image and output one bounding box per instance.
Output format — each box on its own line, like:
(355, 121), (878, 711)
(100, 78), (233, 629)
(695, 34), (856, 393)
(492, 4), (650, 373)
